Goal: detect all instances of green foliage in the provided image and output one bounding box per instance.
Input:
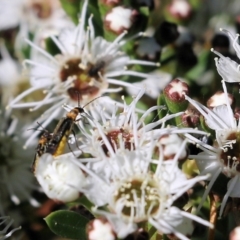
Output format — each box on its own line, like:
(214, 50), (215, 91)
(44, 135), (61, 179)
(60, 0), (80, 24)
(21, 32), (34, 59)
(60, 0), (104, 37)
(45, 210), (89, 240)
(45, 37), (61, 56)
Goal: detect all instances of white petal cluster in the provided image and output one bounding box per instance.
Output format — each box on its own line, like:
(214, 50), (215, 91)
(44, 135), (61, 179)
(0, 107), (39, 207)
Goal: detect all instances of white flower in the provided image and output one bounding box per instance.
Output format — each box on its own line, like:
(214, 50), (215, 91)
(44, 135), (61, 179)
(35, 152), (87, 202)
(0, 107), (39, 207)
(0, 44), (20, 87)
(66, 89), (207, 177)
(9, 0), (157, 146)
(185, 80), (240, 216)
(212, 29), (240, 83)
(71, 147), (212, 239)
(105, 6), (138, 34)
(0, 43), (24, 104)
(0, 216), (21, 240)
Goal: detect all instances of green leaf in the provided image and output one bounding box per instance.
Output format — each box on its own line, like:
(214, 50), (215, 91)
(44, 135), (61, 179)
(60, 0), (80, 24)
(45, 210), (89, 240)
(139, 6), (149, 17)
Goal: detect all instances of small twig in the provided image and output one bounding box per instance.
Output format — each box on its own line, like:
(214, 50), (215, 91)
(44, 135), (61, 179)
(208, 193), (218, 240)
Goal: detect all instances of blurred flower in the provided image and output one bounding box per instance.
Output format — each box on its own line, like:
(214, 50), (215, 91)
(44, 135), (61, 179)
(212, 29), (240, 83)
(105, 6), (138, 34)
(0, 43), (22, 104)
(0, 216), (21, 240)
(102, 0), (120, 6)
(0, 44), (20, 87)
(0, 106), (39, 207)
(168, 0), (192, 20)
(0, 0), (73, 48)
(135, 37), (161, 61)
(230, 226), (240, 240)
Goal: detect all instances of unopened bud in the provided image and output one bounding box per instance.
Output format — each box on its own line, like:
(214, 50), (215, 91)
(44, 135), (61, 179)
(135, 37), (161, 61)
(181, 108), (200, 128)
(86, 218), (116, 240)
(155, 21), (179, 45)
(207, 91), (233, 109)
(102, 0), (121, 6)
(163, 78), (189, 113)
(230, 226), (240, 240)
(105, 6), (138, 34)
(211, 33), (230, 54)
(168, 0), (192, 20)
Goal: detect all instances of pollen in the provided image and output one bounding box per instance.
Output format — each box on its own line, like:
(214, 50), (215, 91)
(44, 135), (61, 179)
(113, 177), (160, 221)
(98, 128), (135, 155)
(59, 58), (105, 101)
(220, 131), (240, 174)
